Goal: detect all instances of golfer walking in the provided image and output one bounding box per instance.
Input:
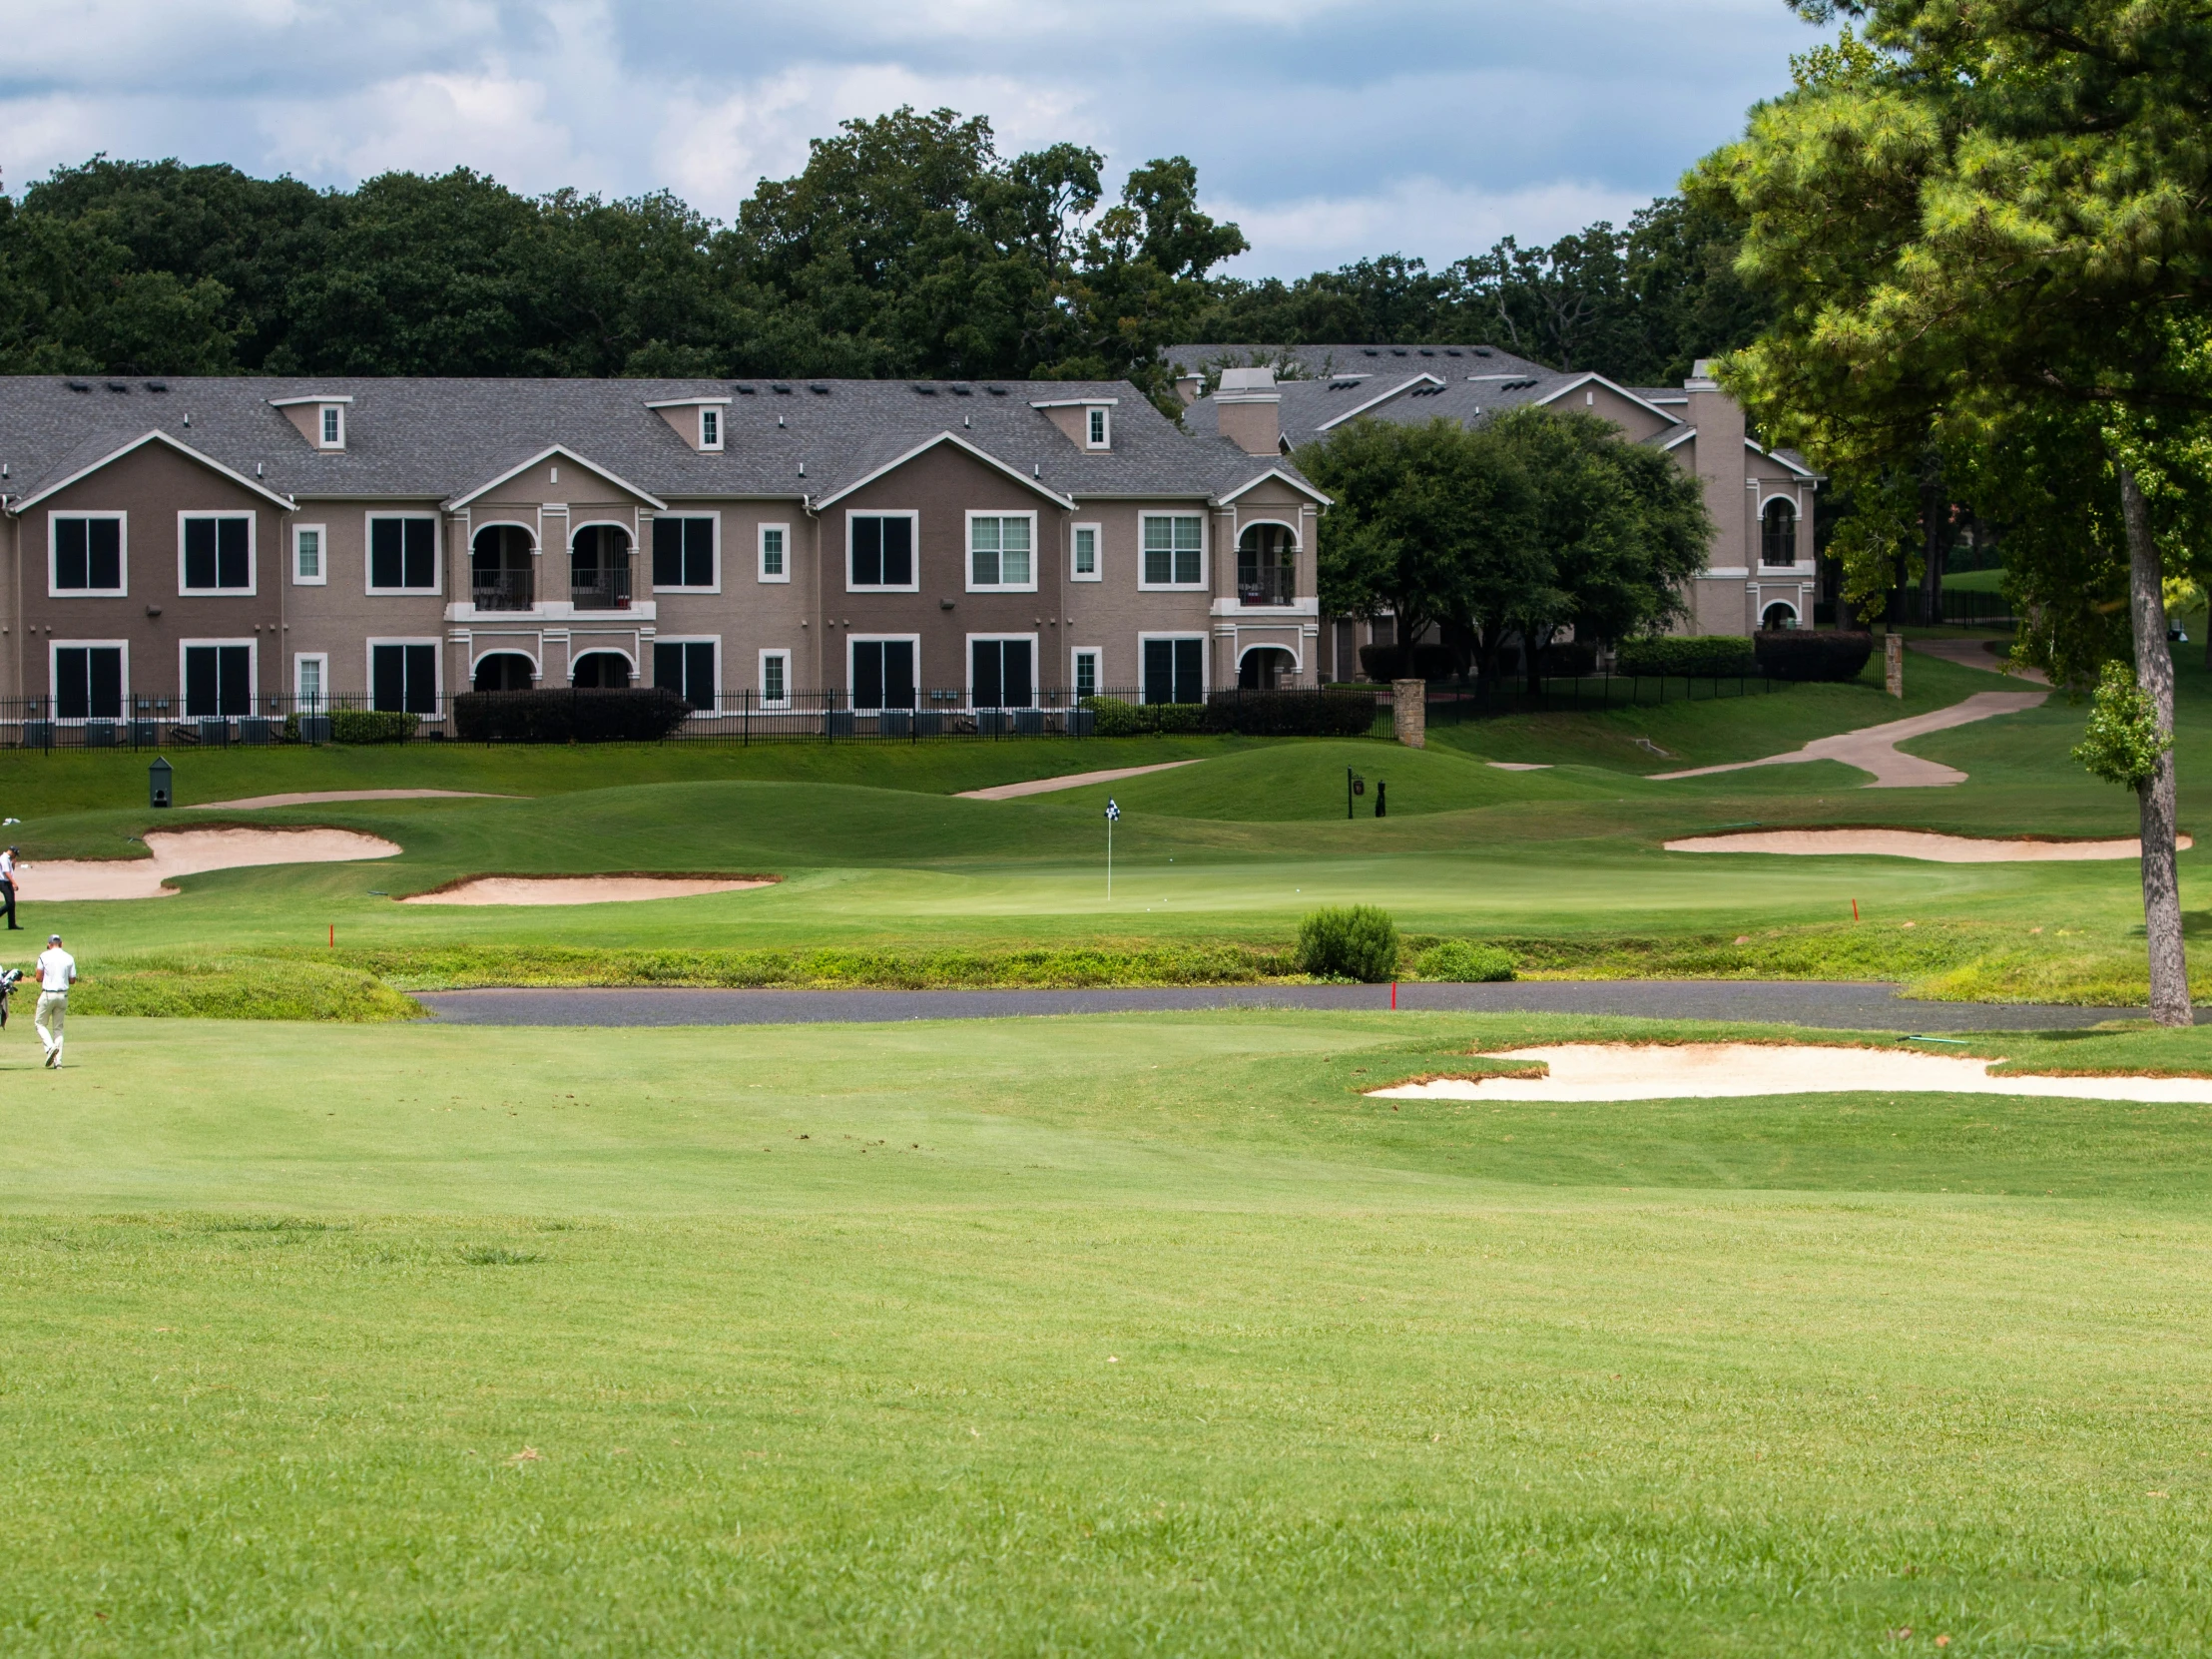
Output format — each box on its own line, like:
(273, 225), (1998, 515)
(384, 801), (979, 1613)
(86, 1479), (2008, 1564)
(0, 844), (22, 930)
(34, 933), (77, 1069)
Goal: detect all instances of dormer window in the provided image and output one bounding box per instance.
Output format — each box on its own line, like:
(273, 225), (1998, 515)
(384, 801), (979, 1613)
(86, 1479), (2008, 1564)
(270, 392), (353, 449)
(645, 396), (733, 452)
(701, 407), (721, 450)
(320, 404), (343, 448)
(1086, 406), (1109, 449)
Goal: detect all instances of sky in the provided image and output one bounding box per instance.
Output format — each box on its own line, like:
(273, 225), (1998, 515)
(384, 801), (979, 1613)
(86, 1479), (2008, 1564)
(1, 0), (1824, 279)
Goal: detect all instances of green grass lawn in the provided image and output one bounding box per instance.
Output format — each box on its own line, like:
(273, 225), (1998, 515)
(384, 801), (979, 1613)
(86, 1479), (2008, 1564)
(4, 1011), (2210, 1655)
(1, 642), (2204, 1006)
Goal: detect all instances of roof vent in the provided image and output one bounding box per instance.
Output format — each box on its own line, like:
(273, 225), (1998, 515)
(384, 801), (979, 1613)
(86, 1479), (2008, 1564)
(985, 385), (1007, 396)
(1473, 347), (1493, 357)
(809, 383), (830, 394)
(912, 383), (938, 395)
(1362, 348), (1379, 356)
(1418, 347), (1434, 356)
(106, 381), (130, 392)
(948, 383), (972, 396)
(733, 383), (757, 395)
(146, 380), (170, 392)
(66, 380), (90, 392)
(1444, 349), (1462, 357)
(770, 382), (793, 394)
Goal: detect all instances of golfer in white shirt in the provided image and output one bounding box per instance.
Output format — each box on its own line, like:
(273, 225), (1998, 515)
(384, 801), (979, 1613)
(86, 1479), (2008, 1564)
(34, 933), (77, 1069)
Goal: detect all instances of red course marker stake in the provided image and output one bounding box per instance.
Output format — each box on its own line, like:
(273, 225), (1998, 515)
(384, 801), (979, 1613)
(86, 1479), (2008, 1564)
(1390, 981), (1397, 1010)
(1852, 898), (1860, 922)
(329, 923), (335, 948)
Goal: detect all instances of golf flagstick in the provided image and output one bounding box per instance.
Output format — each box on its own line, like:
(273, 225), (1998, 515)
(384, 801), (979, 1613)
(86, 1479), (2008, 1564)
(1104, 798), (1120, 898)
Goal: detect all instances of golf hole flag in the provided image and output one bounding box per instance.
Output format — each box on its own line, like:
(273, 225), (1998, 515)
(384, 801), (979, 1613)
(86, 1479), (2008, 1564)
(1104, 798), (1119, 897)
(1104, 799), (1121, 823)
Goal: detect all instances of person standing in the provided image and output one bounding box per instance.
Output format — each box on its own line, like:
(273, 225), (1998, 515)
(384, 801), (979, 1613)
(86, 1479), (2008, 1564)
(0, 845), (22, 930)
(34, 933), (77, 1069)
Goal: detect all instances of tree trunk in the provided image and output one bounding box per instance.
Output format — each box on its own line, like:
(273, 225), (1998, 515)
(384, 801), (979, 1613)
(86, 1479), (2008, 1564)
(2120, 465), (2191, 1025)
(1920, 461), (1946, 626)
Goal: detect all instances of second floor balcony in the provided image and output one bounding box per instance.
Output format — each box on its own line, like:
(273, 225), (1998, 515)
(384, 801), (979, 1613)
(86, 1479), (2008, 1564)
(471, 569), (534, 611)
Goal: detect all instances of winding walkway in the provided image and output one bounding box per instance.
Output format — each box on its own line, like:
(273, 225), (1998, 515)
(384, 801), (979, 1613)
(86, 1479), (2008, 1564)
(1652, 689), (2047, 788)
(957, 760), (1202, 801)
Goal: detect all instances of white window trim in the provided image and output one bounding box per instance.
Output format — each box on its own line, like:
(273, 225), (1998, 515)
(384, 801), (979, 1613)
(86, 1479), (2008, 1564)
(1137, 631), (1211, 702)
(654, 635), (723, 715)
(1085, 406), (1111, 450)
(1071, 646), (1100, 700)
(965, 631), (1041, 711)
(844, 510), (920, 594)
(1137, 511), (1208, 591)
(1070, 521), (1102, 583)
(365, 637), (443, 719)
(178, 638), (261, 718)
(292, 652), (331, 707)
(47, 639), (131, 724)
(648, 511), (721, 595)
(758, 649), (793, 711)
(47, 511), (129, 599)
(291, 522), (328, 586)
(318, 404), (345, 450)
(965, 509), (1039, 594)
(846, 633), (922, 713)
(757, 521), (792, 585)
(363, 510), (444, 597)
(177, 510), (259, 597)
(699, 406), (722, 451)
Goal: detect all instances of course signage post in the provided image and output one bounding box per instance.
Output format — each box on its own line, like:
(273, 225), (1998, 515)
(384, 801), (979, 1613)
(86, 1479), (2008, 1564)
(149, 757), (173, 810)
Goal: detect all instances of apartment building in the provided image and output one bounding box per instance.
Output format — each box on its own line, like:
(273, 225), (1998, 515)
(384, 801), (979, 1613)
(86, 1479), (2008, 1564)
(0, 374), (1326, 725)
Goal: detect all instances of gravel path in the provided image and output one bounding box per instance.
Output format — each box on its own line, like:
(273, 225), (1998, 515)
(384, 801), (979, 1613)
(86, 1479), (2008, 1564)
(413, 980), (2160, 1031)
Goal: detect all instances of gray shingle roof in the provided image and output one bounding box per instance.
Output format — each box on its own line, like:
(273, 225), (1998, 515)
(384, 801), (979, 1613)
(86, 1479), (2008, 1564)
(0, 375), (1298, 509)
(1161, 341), (1557, 381)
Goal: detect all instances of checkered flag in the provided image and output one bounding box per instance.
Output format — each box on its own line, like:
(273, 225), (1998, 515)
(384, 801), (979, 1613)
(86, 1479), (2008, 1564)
(1104, 798), (1121, 823)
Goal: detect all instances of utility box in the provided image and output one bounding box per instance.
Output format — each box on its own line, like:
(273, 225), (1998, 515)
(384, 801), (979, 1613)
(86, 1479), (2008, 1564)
(149, 757), (173, 810)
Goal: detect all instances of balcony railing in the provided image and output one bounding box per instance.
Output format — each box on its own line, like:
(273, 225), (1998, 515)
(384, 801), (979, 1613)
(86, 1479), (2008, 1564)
(1236, 564), (1296, 605)
(571, 565), (633, 610)
(471, 570), (535, 611)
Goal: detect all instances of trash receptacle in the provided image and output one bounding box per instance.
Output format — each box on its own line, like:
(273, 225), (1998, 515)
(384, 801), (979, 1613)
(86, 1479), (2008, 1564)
(150, 756), (173, 809)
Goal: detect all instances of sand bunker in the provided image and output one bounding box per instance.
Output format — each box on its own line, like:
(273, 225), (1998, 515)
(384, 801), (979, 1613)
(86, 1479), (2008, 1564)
(192, 789), (514, 810)
(23, 828), (400, 900)
(401, 875), (774, 906)
(1666, 828), (2193, 862)
(1369, 1042), (2212, 1104)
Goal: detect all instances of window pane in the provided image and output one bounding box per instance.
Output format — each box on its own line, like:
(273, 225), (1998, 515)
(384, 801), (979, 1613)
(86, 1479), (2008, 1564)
(403, 520), (436, 588)
(299, 659), (322, 705)
(654, 642), (684, 694)
(1074, 528), (1096, 574)
(371, 645), (405, 712)
(1002, 640), (1032, 708)
(1173, 517), (1202, 585)
(1001, 519), (1029, 585)
(370, 520), (403, 589)
(1143, 639), (1174, 705)
(89, 648), (123, 720)
(296, 530), (320, 579)
(882, 517), (912, 585)
(218, 518), (250, 588)
(762, 528), (784, 576)
(56, 649), (89, 720)
(652, 518), (685, 586)
(883, 641), (914, 710)
(851, 517), (882, 586)
(322, 407), (339, 444)
(218, 645), (252, 716)
(1174, 638), (1204, 704)
(685, 520), (714, 586)
(684, 643), (714, 710)
(55, 520), (88, 589)
(764, 655), (786, 703)
(185, 647), (218, 717)
(89, 519), (122, 589)
(972, 639), (1002, 709)
(1075, 651), (1096, 698)
(853, 641), (883, 710)
(184, 519), (218, 589)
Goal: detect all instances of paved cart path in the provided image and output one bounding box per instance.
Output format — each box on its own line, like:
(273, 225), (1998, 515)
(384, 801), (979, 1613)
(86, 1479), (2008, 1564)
(956, 761), (1204, 801)
(1653, 689), (2047, 788)
(1908, 636), (2050, 683)
(414, 980), (2163, 1031)
(192, 789), (516, 810)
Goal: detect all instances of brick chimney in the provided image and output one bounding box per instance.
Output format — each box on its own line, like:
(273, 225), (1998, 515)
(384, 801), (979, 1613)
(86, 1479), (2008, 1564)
(1215, 366), (1281, 456)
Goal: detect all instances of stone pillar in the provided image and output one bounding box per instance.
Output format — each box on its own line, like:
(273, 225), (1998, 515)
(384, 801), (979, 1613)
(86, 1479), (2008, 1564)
(1885, 631), (1905, 698)
(1391, 678), (1426, 749)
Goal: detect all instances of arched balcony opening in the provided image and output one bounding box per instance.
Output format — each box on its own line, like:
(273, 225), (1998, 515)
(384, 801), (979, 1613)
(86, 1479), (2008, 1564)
(1238, 645), (1298, 690)
(1236, 523), (1298, 606)
(472, 652), (536, 693)
(571, 651), (634, 689)
(1761, 498), (1798, 567)
(571, 524), (634, 610)
(471, 524), (535, 611)
(1762, 600), (1801, 631)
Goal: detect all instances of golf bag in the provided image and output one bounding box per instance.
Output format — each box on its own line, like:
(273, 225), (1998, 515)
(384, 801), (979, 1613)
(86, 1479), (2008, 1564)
(0, 966), (21, 1028)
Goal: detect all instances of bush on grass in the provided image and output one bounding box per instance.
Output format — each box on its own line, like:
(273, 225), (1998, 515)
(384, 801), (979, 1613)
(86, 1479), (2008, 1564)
(326, 710), (419, 745)
(452, 687), (692, 744)
(1414, 940), (1515, 982)
(1614, 635), (1758, 678)
(1203, 689), (1379, 737)
(1754, 628), (1875, 682)
(1297, 905), (1400, 982)
(1081, 697), (1206, 736)
(68, 956), (423, 1021)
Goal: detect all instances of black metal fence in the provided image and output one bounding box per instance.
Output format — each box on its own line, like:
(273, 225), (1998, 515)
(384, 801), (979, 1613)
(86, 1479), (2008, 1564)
(1420, 672), (1788, 723)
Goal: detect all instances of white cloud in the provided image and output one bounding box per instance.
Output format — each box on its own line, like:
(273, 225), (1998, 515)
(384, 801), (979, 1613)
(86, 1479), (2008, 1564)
(1216, 178), (1652, 277)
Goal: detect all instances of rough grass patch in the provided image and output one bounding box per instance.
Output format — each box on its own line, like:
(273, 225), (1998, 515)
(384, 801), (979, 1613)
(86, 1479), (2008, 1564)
(1414, 940), (1516, 982)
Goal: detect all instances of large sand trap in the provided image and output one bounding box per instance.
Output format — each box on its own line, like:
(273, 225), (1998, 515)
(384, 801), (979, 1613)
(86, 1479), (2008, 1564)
(958, 761), (1201, 802)
(1666, 828), (2193, 862)
(192, 789), (514, 810)
(1370, 1043), (2212, 1104)
(23, 828), (400, 900)
(401, 875), (775, 906)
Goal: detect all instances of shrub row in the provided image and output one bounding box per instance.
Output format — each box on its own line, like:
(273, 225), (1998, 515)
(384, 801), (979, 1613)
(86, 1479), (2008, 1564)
(1614, 635), (1759, 678)
(279, 709), (420, 744)
(452, 687), (692, 744)
(1083, 693), (1376, 738)
(1082, 697), (1206, 736)
(1753, 628), (1875, 681)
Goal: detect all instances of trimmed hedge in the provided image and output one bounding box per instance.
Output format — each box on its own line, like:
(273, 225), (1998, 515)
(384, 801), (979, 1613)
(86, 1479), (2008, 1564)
(1203, 690), (1379, 737)
(1754, 628), (1875, 682)
(1082, 697), (1205, 736)
(451, 687), (692, 744)
(1296, 905), (1400, 982)
(326, 710), (419, 745)
(1614, 635), (1758, 678)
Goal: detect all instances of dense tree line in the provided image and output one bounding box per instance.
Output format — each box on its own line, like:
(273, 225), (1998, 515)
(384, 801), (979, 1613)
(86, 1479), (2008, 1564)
(0, 109), (1763, 396)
